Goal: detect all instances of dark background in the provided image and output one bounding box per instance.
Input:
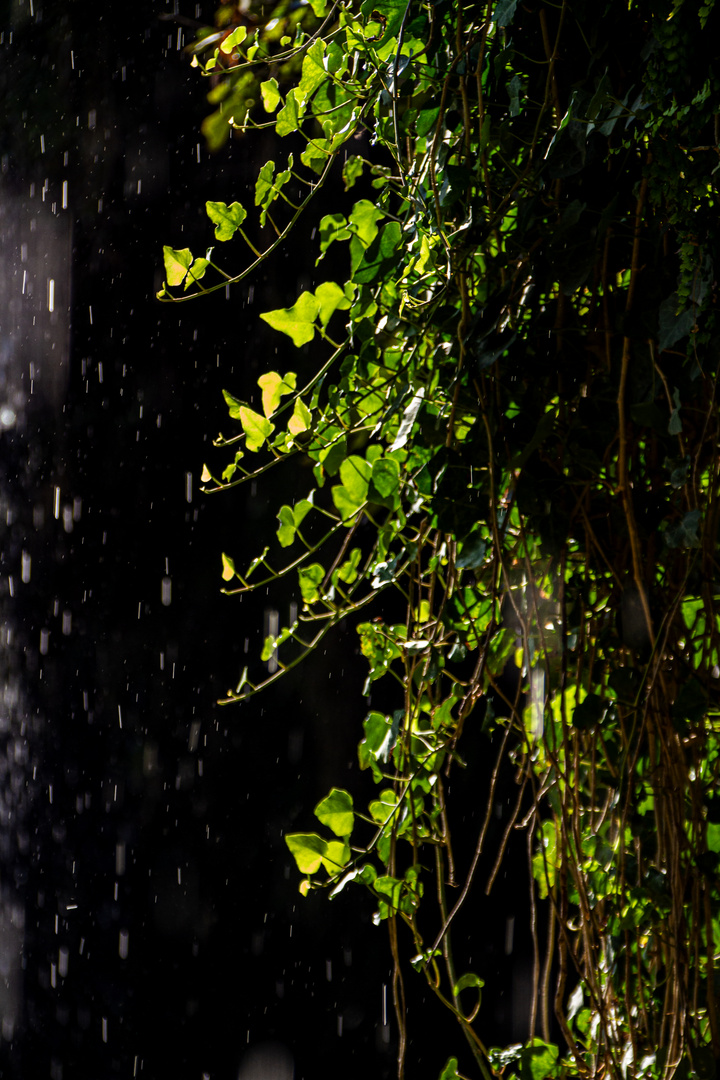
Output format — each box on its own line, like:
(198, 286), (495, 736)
(0, 3), (533, 1078)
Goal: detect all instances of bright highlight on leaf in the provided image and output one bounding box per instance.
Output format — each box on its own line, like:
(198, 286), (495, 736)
(163, 246), (193, 286)
(206, 201), (247, 242)
(257, 370), (297, 417)
(314, 788), (354, 837)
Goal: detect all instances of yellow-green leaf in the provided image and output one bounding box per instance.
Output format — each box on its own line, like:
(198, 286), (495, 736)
(260, 78), (281, 113)
(163, 246), (193, 287)
(288, 398), (312, 436)
(257, 370), (297, 417)
(206, 200), (247, 241)
(238, 406), (275, 452)
(261, 292), (319, 347)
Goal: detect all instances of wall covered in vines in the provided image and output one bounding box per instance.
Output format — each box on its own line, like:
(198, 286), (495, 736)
(161, 0), (720, 1076)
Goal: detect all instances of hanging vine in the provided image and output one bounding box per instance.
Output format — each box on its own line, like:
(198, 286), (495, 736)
(160, 0), (720, 1076)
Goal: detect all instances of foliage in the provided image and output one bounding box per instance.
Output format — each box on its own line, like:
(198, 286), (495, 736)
(161, 0), (720, 1077)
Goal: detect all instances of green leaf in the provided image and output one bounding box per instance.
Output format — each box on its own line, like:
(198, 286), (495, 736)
(285, 833), (350, 875)
(314, 280), (353, 327)
(353, 220), (403, 284)
(185, 257), (209, 288)
(335, 547), (362, 585)
(206, 201), (247, 242)
(220, 25), (247, 53)
(276, 87), (306, 137)
(332, 455), (372, 519)
(342, 155), (364, 191)
(453, 972), (484, 996)
(163, 246), (193, 287)
(298, 40), (327, 102)
(371, 456), (401, 498)
(221, 553), (236, 581)
(260, 78), (281, 113)
(301, 138), (332, 174)
(520, 1041), (559, 1080)
(349, 199), (385, 248)
(238, 406), (275, 452)
(298, 563), (325, 604)
(276, 497), (313, 547)
(286, 832), (326, 874)
(261, 292), (320, 347)
(318, 213), (351, 255)
(439, 1058), (462, 1080)
(257, 370), (297, 417)
(308, 0), (327, 13)
(314, 788), (354, 837)
(288, 398), (312, 436)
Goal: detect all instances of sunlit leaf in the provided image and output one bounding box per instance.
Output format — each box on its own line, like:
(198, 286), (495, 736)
(257, 370), (297, 417)
(260, 78), (281, 113)
(238, 406), (274, 452)
(314, 788), (354, 837)
(298, 40), (327, 102)
(221, 553), (236, 581)
(276, 87), (305, 137)
(261, 292), (319, 347)
(206, 201), (247, 242)
(163, 246), (193, 286)
(342, 155), (364, 191)
(314, 280), (353, 327)
(288, 398), (312, 436)
(298, 563), (325, 604)
(220, 25), (247, 53)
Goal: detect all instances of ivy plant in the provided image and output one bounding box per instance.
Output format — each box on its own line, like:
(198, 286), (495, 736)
(161, 0), (720, 1077)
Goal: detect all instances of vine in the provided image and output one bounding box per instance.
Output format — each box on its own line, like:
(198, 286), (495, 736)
(160, 1), (720, 1077)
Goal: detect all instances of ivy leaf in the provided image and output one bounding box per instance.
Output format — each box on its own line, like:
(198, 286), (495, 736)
(261, 292), (320, 347)
(163, 246), (193, 286)
(314, 788), (354, 837)
(288, 398), (312, 436)
(221, 553), (236, 581)
(439, 1059), (463, 1080)
(308, 0), (328, 13)
(342, 155), (364, 191)
(257, 370), (297, 417)
(276, 497), (313, 547)
(301, 138), (332, 174)
(349, 199), (385, 248)
(332, 455), (372, 519)
(371, 456), (400, 498)
(206, 201), (247, 241)
(317, 213), (352, 259)
(184, 257), (209, 289)
(520, 1041), (559, 1080)
(298, 39), (327, 102)
(220, 25), (247, 53)
(260, 78), (281, 113)
(285, 833), (349, 875)
(353, 220), (402, 283)
(314, 280), (353, 326)
(238, 406), (275, 451)
(453, 972), (484, 997)
(276, 87), (306, 137)
(298, 563), (325, 604)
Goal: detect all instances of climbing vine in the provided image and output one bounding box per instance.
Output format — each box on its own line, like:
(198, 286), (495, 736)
(160, 0), (720, 1077)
